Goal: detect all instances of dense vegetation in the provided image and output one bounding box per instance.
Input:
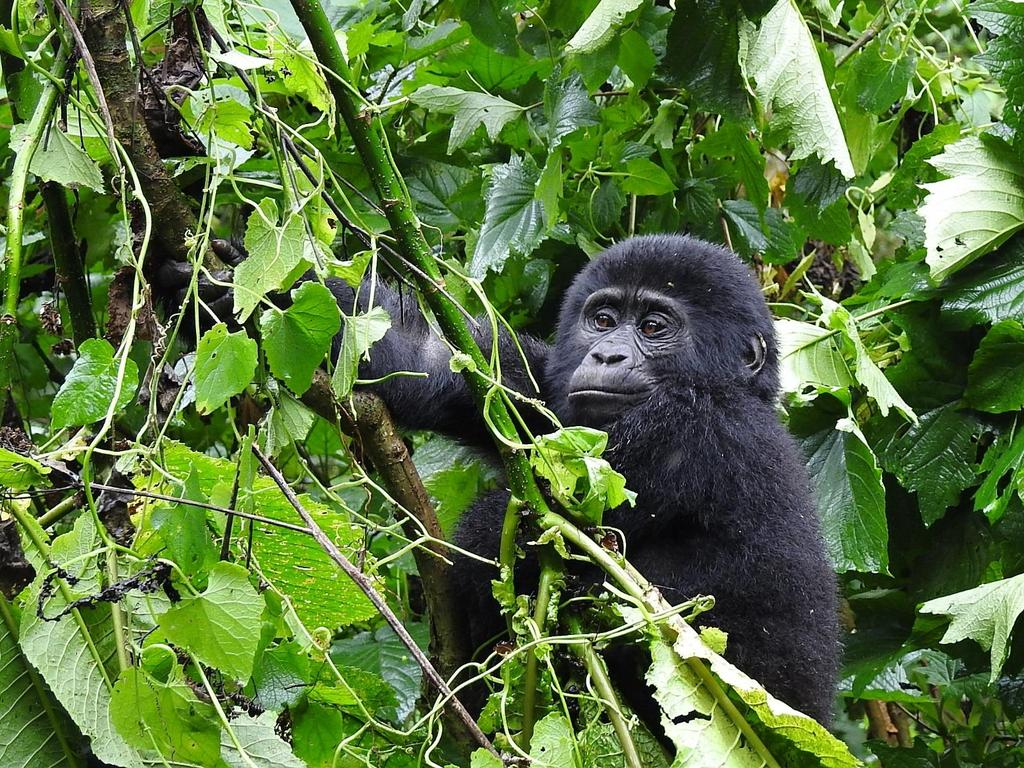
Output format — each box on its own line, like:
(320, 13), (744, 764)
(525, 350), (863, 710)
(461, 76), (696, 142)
(3, 0), (1024, 765)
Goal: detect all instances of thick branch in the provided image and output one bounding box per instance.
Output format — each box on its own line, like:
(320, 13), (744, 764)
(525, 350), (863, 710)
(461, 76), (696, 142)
(80, 0), (217, 269)
(41, 183), (97, 344)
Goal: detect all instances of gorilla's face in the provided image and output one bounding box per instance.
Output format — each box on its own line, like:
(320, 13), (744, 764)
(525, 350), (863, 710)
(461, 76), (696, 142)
(548, 235), (779, 427)
(567, 286), (686, 425)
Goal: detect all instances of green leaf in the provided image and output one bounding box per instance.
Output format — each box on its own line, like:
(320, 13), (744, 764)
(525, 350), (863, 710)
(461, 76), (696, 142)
(471, 750), (504, 768)
(413, 435), (500, 536)
(824, 301), (916, 421)
(665, 0), (748, 118)
(920, 573), (1024, 682)
(975, 426), (1024, 523)
(695, 122), (770, 212)
(801, 421), (889, 574)
(530, 427), (636, 525)
(973, 3), (1024, 146)
(775, 318), (854, 395)
(849, 42), (916, 114)
(543, 72), (599, 148)
(149, 466), (219, 579)
(0, 596), (82, 768)
(157, 561), (262, 682)
(18, 519), (144, 767)
(877, 404), (984, 526)
(110, 667), (220, 762)
(220, 711), (305, 767)
(193, 323), (258, 414)
(565, 0), (645, 54)
(52, 338), (139, 430)
(529, 713), (579, 768)
(919, 135), (1024, 282)
(410, 85), (524, 153)
(744, 0), (854, 178)
(261, 281), (341, 395)
(620, 157), (675, 196)
(454, 0), (518, 54)
(331, 305), (392, 398)
(233, 198), (314, 322)
(331, 623), (430, 722)
(11, 124), (104, 192)
(942, 239), (1024, 326)
(965, 320), (1024, 412)
(469, 154), (547, 276)
(0, 447), (49, 491)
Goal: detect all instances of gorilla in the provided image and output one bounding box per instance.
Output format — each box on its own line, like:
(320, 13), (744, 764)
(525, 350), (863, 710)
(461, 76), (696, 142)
(168, 233), (840, 724)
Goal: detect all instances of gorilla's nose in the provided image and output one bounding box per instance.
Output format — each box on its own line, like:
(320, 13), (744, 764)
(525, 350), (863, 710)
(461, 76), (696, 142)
(591, 350), (627, 366)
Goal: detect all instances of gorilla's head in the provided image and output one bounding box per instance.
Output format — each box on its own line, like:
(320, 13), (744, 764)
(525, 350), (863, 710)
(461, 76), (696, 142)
(547, 235), (779, 426)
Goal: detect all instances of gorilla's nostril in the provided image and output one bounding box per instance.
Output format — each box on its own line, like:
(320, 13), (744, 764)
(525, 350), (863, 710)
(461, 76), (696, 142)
(593, 351), (627, 365)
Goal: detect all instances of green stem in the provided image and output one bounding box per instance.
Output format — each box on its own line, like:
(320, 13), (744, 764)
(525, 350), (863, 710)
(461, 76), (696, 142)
(521, 546), (562, 748)
(287, 0), (551, 520)
(539, 511), (783, 768)
(565, 616), (643, 768)
(1, 46), (69, 366)
(498, 496), (525, 635)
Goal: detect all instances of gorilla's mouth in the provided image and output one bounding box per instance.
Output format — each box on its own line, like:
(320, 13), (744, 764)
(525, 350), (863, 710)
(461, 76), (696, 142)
(567, 387), (651, 423)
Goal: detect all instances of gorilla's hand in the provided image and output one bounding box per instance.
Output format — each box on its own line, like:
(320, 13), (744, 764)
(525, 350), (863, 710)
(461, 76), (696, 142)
(153, 239), (249, 332)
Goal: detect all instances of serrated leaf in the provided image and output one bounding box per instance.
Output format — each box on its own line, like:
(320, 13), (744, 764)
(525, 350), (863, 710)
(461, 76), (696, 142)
(0, 596), (83, 768)
(921, 573), (1024, 682)
(529, 713), (579, 768)
(0, 447), (49, 491)
(410, 85), (524, 153)
(234, 198), (314, 321)
(744, 0), (854, 178)
(18, 521), (144, 767)
(11, 124), (104, 192)
(620, 157), (675, 196)
(973, 3), (1024, 144)
(566, 0), (645, 54)
(849, 42), (916, 114)
(454, 0), (518, 54)
(261, 282), (341, 395)
(469, 154), (548, 276)
(220, 711), (305, 767)
(157, 561), (262, 682)
(52, 339), (139, 430)
(877, 403), (983, 526)
(331, 305), (392, 398)
(965, 320), (1024, 412)
(919, 135), (1024, 281)
(801, 422), (888, 574)
(942, 237), (1024, 326)
(543, 72), (599, 148)
(975, 426), (1024, 523)
(776, 319), (854, 394)
(194, 324), (258, 414)
(110, 667), (220, 762)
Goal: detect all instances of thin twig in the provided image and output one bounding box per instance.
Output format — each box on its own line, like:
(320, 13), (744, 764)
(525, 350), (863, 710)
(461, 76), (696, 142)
(52, 0), (119, 160)
(252, 445), (498, 757)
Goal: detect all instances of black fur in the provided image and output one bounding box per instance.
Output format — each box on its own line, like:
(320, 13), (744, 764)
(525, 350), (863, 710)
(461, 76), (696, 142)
(353, 235), (839, 725)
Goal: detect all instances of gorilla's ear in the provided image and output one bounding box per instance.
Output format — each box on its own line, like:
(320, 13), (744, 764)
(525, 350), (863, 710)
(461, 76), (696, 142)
(743, 333), (767, 374)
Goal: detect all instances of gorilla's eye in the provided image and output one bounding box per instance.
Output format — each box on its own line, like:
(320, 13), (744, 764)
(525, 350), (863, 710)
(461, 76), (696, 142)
(594, 311), (617, 330)
(744, 333), (767, 373)
(640, 318), (665, 337)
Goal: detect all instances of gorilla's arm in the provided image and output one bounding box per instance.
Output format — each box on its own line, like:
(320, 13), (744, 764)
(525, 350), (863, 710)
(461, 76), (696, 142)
(332, 278), (551, 444)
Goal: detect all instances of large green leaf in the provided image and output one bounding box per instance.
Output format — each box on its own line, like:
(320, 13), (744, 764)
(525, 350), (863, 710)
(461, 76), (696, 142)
(775, 319), (854, 396)
(973, 1), (1024, 145)
(542, 72), (599, 148)
(876, 404), (984, 526)
(744, 0), (854, 178)
(193, 323), (258, 414)
(18, 518), (144, 767)
(469, 154), (548, 276)
(942, 238), (1024, 326)
(919, 135), (1024, 281)
(410, 85), (525, 153)
(920, 573), (1024, 682)
(565, 0), (645, 54)
(0, 597), (83, 768)
(11, 124), (104, 192)
(965, 320), (1024, 413)
(51, 339), (139, 430)
(157, 562), (263, 682)
(261, 281), (341, 395)
(802, 422), (889, 574)
(331, 305), (392, 398)
(233, 198), (314, 321)
(220, 712), (305, 767)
